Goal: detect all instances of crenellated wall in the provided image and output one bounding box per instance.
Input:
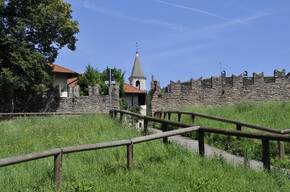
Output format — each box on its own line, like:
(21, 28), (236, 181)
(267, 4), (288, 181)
(0, 84), (120, 113)
(150, 69), (290, 113)
(56, 84), (119, 113)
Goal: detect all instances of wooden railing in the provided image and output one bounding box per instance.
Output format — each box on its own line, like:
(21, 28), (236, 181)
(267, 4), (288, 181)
(154, 110), (289, 159)
(111, 109), (290, 172)
(1, 110), (289, 191)
(0, 112), (102, 120)
(0, 113), (199, 191)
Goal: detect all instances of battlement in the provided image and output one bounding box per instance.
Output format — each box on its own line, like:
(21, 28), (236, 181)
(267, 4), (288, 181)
(150, 69), (290, 113)
(151, 69), (289, 94)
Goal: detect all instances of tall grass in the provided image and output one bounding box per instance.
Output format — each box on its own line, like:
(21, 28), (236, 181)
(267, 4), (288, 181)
(166, 101), (290, 168)
(0, 114), (289, 191)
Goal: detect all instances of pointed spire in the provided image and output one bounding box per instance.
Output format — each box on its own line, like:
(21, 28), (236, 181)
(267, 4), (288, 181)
(129, 48), (146, 80)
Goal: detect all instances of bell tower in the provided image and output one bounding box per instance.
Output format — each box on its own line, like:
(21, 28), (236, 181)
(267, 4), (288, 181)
(129, 44), (146, 91)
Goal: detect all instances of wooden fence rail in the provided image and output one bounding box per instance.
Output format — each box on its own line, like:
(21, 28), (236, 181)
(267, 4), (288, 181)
(111, 109), (290, 171)
(0, 122), (199, 191)
(154, 110), (290, 134)
(0, 112), (103, 120)
(1, 110), (289, 191)
(154, 110), (289, 159)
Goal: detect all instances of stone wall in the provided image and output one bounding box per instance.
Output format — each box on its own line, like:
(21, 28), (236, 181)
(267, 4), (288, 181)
(150, 69), (290, 113)
(0, 84), (120, 113)
(56, 84), (119, 113)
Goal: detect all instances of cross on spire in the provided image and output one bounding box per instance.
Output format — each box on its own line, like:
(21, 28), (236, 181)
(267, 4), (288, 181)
(136, 42), (138, 54)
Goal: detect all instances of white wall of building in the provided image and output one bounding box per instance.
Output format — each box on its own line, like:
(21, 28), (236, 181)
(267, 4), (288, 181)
(123, 94), (139, 107)
(130, 78), (146, 92)
(53, 74), (68, 97)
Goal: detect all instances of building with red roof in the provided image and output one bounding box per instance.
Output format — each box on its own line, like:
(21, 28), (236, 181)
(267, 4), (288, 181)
(48, 63), (78, 97)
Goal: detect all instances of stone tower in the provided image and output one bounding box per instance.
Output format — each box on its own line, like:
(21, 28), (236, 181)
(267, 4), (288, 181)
(129, 51), (146, 91)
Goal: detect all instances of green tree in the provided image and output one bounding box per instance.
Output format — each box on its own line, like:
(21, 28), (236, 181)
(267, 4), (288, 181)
(0, 0), (79, 111)
(78, 65), (125, 97)
(77, 65), (100, 96)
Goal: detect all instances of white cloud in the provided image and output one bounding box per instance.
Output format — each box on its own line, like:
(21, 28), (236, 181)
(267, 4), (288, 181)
(153, 0), (246, 24)
(82, 1), (187, 31)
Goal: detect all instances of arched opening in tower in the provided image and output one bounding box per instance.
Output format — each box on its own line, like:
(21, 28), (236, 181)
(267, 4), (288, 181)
(136, 81), (140, 89)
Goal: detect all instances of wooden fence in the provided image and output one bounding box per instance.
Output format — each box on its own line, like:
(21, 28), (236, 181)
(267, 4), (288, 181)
(0, 112), (102, 120)
(111, 109), (290, 171)
(0, 112), (198, 191)
(0, 110), (289, 191)
(154, 110), (290, 159)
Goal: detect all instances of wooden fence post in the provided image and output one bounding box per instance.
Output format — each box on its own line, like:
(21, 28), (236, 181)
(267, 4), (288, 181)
(198, 130), (205, 157)
(114, 111), (117, 118)
(54, 150), (63, 191)
(262, 138), (270, 172)
(144, 119), (148, 134)
(178, 113), (182, 122)
(191, 114), (195, 123)
(236, 124), (242, 131)
(162, 123), (168, 144)
(120, 112), (123, 121)
(278, 141), (285, 160)
(168, 113), (171, 120)
(236, 124), (242, 140)
(163, 112), (167, 119)
(127, 141), (134, 170)
(159, 113), (162, 119)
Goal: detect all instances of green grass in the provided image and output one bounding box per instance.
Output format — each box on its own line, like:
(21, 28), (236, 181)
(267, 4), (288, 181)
(0, 114), (289, 191)
(162, 101), (290, 168)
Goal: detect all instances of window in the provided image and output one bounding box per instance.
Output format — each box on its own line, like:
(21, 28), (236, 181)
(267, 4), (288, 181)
(136, 80), (140, 89)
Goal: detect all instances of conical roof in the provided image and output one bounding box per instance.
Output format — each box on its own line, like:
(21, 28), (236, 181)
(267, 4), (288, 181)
(129, 51), (146, 79)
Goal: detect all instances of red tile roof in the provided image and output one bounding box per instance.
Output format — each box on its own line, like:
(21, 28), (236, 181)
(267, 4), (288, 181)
(67, 77), (145, 94)
(67, 77), (78, 87)
(48, 63), (77, 74)
(124, 83), (146, 94)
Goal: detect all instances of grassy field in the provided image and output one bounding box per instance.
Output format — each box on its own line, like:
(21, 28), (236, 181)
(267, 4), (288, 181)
(163, 101), (290, 168)
(0, 114), (289, 191)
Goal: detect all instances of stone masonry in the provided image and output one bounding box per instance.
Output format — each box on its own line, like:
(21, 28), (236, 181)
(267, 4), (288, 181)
(55, 84), (119, 113)
(150, 69), (290, 113)
(0, 84), (120, 113)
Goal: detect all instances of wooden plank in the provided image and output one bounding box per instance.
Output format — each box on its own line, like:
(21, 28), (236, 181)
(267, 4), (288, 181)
(200, 126), (290, 141)
(144, 119), (148, 134)
(236, 124), (242, 140)
(178, 113), (181, 122)
(198, 130), (205, 157)
(278, 141), (285, 160)
(191, 114), (195, 123)
(127, 143), (134, 170)
(262, 138), (270, 172)
(168, 113), (171, 120)
(162, 123), (168, 144)
(0, 126), (200, 168)
(0, 148), (61, 167)
(281, 129), (290, 134)
(155, 110), (282, 134)
(120, 112), (123, 121)
(54, 151), (63, 191)
(131, 126), (200, 144)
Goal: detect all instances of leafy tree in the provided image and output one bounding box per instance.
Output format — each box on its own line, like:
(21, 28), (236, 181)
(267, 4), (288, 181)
(77, 65), (100, 96)
(78, 65), (125, 97)
(0, 0), (79, 111)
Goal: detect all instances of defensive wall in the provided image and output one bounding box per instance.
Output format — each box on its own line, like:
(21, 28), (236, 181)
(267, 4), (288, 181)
(0, 84), (119, 113)
(150, 69), (290, 113)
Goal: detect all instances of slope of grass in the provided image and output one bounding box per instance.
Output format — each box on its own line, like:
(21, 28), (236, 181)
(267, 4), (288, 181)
(165, 101), (290, 168)
(0, 114), (289, 191)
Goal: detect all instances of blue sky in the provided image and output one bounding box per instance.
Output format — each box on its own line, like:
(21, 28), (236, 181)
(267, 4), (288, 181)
(56, 0), (290, 90)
